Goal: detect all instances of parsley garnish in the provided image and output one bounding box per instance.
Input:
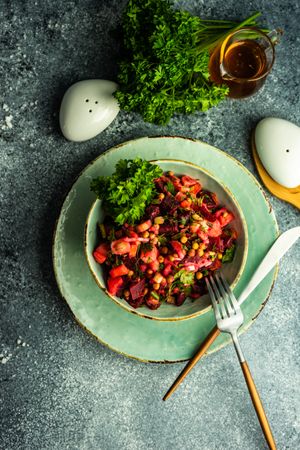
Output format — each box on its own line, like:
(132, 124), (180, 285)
(222, 245), (236, 263)
(115, 1), (264, 125)
(91, 158), (163, 225)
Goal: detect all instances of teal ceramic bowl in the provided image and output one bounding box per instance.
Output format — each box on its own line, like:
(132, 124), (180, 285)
(84, 159), (248, 321)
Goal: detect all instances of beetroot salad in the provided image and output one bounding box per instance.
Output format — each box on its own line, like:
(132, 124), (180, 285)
(93, 172), (237, 310)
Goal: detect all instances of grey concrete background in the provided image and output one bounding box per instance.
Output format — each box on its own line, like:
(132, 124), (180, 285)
(0, 1), (299, 449)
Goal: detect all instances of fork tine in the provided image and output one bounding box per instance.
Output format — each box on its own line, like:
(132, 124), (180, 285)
(205, 277), (221, 321)
(219, 272), (240, 312)
(215, 273), (234, 316)
(209, 275), (228, 319)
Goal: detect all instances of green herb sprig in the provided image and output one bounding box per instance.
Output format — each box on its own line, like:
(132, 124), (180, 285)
(91, 158), (163, 225)
(115, 0), (265, 125)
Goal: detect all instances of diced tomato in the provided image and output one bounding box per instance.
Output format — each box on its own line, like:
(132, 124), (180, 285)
(129, 243), (138, 258)
(207, 220), (222, 237)
(140, 246), (158, 263)
(107, 276), (124, 295)
(170, 241), (186, 259)
(190, 183), (202, 196)
(128, 230), (139, 239)
(175, 191), (186, 202)
(111, 239), (131, 255)
(181, 175), (198, 187)
(180, 199), (192, 208)
(136, 220), (152, 233)
(149, 224), (159, 234)
(215, 208), (234, 227)
(109, 264), (129, 278)
(162, 264), (173, 277)
(190, 223), (200, 233)
(148, 259), (159, 272)
(209, 259), (222, 271)
(93, 243), (110, 264)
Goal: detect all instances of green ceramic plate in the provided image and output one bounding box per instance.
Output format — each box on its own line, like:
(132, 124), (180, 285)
(53, 136), (278, 362)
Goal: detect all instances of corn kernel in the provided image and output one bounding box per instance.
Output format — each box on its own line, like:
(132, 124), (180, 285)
(158, 193), (165, 201)
(153, 272), (163, 284)
(147, 269), (153, 275)
(153, 283), (160, 290)
(128, 270), (134, 277)
(167, 275), (174, 284)
(180, 235), (188, 244)
(192, 213), (201, 221)
(124, 290), (130, 297)
(161, 247), (168, 255)
(192, 242), (199, 250)
(154, 216), (164, 225)
(197, 249), (204, 257)
(158, 255), (164, 263)
(218, 252), (223, 260)
(169, 255), (175, 262)
(188, 249), (196, 257)
(143, 288), (149, 295)
(142, 231), (149, 238)
(196, 272), (203, 280)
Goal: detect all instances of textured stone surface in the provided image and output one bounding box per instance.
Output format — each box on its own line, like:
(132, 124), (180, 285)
(0, 1), (299, 449)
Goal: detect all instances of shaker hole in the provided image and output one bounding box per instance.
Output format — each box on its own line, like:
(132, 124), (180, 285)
(95, 101), (98, 104)
(89, 109), (92, 113)
(85, 99), (89, 102)
(286, 149), (290, 153)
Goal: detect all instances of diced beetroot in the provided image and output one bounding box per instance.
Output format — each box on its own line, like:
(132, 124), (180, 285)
(93, 243), (110, 264)
(130, 279), (146, 300)
(175, 292), (187, 306)
(160, 195), (179, 214)
(128, 296), (145, 308)
(145, 204), (160, 220)
(107, 276), (124, 295)
(140, 246), (158, 263)
(140, 264), (147, 272)
(109, 264), (129, 278)
(146, 296), (160, 310)
(111, 239), (131, 255)
(159, 223), (179, 234)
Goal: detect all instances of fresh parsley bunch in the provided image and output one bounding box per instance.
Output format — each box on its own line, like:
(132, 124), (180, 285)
(90, 158), (163, 225)
(115, 0), (264, 125)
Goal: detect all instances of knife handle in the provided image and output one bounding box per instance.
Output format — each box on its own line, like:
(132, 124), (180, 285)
(241, 361), (277, 450)
(163, 326), (220, 401)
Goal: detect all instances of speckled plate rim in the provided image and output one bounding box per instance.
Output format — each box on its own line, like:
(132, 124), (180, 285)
(84, 158), (249, 321)
(52, 135), (279, 363)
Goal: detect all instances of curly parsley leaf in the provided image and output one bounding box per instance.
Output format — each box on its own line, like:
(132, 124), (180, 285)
(222, 245), (236, 263)
(91, 158), (163, 225)
(115, 0), (264, 125)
